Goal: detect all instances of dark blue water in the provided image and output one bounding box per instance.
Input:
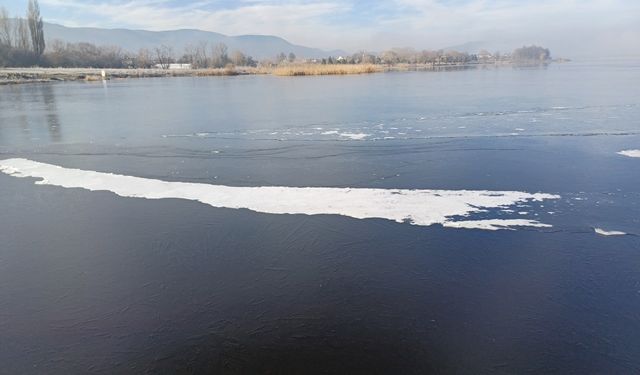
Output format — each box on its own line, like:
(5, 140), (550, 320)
(0, 62), (639, 374)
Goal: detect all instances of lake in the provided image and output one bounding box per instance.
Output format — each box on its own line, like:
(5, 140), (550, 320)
(1, 61), (639, 374)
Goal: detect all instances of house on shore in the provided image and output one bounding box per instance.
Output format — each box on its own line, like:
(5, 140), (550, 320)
(154, 63), (192, 70)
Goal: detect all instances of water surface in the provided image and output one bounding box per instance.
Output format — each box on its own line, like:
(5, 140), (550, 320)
(0, 62), (639, 374)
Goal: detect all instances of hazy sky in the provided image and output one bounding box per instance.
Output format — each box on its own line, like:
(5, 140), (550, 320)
(3, 0), (640, 57)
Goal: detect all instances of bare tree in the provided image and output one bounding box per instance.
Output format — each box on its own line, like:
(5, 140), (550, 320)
(245, 56), (257, 67)
(0, 7), (11, 47)
(136, 48), (152, 68)
(41, 41), (124, 68)
(287, 52), (296, 63)
(100, 45), (123, 67)
(180, 42), (208, 68)
(27, 0), (45, 56)
(15, 18), (31, 51)
(230, 50), (246, 66)
(154, 45), (173, 69)
(182, 43), (197, 65)
(210, 42), (228, 68)
(45, 39), (66, 66)
(195, 41), (207, 68)
(380, 50), (398, 65)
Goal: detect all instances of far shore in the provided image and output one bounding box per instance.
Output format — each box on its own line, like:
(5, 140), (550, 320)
(0, 61), (556, 85)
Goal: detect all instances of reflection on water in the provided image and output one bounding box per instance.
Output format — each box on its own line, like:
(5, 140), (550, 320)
(0, 84), (63, 143)
(16, 88), (30, 143)
(40, 84), (62, 142)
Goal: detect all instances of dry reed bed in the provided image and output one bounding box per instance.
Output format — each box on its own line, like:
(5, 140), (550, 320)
(272, 64), (382, 76)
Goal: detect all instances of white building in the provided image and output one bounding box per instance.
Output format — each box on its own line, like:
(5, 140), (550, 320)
(154, 63), (192, 70)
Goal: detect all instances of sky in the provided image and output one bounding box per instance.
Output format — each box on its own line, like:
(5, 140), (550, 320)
(2, 0), (639, 57)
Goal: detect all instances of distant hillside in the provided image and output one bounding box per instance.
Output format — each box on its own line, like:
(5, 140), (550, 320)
(442, 41), (518, 55)
(43, 22), (345, 60)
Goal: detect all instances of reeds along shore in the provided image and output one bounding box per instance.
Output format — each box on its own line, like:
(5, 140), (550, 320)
(0, 64), (388, 84)
(271, 64), (383, 76)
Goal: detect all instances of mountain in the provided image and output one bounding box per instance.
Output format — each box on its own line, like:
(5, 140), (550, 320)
(42, 22), (345, 60)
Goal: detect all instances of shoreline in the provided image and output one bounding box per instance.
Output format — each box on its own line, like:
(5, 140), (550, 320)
(0, 67), (262, 85)
(0, 62), (555, 85)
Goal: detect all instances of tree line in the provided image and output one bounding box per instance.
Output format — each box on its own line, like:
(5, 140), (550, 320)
(0, 2), (262, 69)
(512, 46), (551, 62)
(0, 0), (45, 67)
(1, 1), (551, 69)
(316, 46), (549, 66)
(45, 41), (260, 69)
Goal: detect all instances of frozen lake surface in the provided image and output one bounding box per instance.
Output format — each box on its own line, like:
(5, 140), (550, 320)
(0, 61), (639, 374)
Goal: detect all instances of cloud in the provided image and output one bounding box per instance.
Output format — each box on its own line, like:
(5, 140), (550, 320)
(375, 0), (640, 55)
(39, 0), (359, 47)
(34, 0), (640, 57)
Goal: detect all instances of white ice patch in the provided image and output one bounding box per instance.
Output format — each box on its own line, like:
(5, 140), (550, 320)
(0, 159), (560, 231)
(594, 228), (627, 236)
(618, 150), (640, 158)
(339, 132), (369, 140)
(443, 219), (552, 231)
